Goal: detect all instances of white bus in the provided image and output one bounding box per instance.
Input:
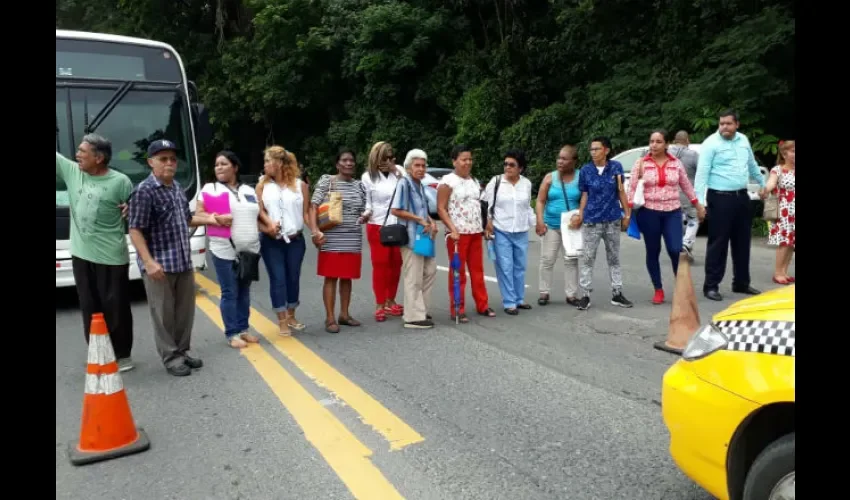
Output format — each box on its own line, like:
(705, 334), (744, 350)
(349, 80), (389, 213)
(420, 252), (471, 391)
(56, 30), (212, 288)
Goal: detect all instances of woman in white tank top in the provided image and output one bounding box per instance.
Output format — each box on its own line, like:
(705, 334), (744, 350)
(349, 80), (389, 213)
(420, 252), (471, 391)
(256, 146), (310, 336)
(196, 151), (274, 349)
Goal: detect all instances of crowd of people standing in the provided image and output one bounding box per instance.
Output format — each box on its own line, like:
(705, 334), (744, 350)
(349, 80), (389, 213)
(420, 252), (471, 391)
(57, 108), (795, 376)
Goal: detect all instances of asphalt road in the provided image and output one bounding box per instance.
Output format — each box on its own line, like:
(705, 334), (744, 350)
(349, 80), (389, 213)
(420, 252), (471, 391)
(56, 227), (793, 500)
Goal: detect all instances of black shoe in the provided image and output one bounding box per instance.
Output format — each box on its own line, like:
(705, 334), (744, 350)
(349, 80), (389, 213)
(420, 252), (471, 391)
(167, 364), (191, 377)
(576, 296), (591, 310)
(184, 355), (204, 369)
(404, 319), (435, 329)
(504, 308), (519, 315)
(517, 303), (532, 310)
(732, 285), (761, 295)
(704, 290), (723, 301)
(611, 293), (633, 308)
(566, 297), (580, 307)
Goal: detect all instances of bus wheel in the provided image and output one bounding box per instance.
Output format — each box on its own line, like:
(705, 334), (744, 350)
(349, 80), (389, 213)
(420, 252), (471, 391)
(743, 432), (795, 500)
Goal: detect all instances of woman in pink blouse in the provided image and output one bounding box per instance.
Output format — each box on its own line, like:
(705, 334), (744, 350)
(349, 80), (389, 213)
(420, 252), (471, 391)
(628, 130), (705, 304)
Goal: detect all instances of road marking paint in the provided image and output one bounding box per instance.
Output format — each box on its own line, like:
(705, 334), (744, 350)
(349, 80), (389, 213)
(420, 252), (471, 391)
(195, 272), (425, 451)
(195, 294), (404, 499)
(435, 265), (529, 288)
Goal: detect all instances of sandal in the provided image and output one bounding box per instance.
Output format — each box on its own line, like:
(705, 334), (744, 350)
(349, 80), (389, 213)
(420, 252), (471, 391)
(566, 297), (580, 306)
(287, 314), (306, 331)
(338, 316), (362, 327)
(240, 331), (260, 343)
(375, 308), (387, 322)
(450, 313), (470, 323)
(772, 276), (790, 285)
(517, 303), (532, 310)
(477, 308), (496, 317)
(538, 294), (550, 306)
(384, 304), (404, 316)
(325, 320), (340, 334)
(228, 336), (248, 349)
(504, 308), (519, 315)
(278, 320), (292, 337)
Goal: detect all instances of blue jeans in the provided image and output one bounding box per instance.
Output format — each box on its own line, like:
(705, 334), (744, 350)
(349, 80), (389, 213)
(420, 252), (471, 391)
(211, 254), (251, 338)
(493, 228), (529, 309)
(636, 208), (683, 290)
(259, 233), (306, 312)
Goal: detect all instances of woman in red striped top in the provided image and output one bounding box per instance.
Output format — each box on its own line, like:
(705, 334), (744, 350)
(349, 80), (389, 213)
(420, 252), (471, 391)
(628, 130), (706, 304)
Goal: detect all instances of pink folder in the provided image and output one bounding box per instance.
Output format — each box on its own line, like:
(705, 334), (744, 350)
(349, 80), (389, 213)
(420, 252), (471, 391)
(202, 191), (232, 238)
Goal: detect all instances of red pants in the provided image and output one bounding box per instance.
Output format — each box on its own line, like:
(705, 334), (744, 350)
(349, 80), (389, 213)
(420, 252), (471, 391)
(446, 233), (489, 315)
(366, 224), (402, 304)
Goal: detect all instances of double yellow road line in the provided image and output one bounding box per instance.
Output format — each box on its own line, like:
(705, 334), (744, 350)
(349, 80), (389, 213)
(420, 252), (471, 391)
(194, 272), (424, 499)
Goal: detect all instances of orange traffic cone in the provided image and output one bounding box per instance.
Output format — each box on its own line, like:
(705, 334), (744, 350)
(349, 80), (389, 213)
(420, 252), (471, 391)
(68, 313), (150, 466)
(653, 252), (701, 355)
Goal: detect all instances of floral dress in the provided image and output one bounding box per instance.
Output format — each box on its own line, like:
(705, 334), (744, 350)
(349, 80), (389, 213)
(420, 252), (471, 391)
(767, 166), (795, 247)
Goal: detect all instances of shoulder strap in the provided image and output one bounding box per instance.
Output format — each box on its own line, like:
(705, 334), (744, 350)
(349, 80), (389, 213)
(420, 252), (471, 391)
(382, 181), (401, 227)
(489, 175), (501, 217)
(558, 173), (571, 212)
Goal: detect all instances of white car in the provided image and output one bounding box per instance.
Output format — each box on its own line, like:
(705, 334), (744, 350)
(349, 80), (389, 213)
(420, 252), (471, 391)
(612, 143), (768, 214)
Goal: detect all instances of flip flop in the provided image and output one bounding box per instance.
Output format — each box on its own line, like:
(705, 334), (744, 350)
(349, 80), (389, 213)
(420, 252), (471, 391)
(653, 340), (683, 355)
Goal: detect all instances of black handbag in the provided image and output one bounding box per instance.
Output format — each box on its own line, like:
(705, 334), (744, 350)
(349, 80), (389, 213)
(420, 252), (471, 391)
(230, 239), (260, 285)
(379, 180), (409, 247)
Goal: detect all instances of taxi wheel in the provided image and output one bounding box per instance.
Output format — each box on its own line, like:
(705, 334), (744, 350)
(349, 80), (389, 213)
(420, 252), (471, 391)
(742, 432), (795, 500)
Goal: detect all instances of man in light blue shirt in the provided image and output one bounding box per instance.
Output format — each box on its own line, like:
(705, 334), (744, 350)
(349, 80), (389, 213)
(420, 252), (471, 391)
(693, 109), (766, 301)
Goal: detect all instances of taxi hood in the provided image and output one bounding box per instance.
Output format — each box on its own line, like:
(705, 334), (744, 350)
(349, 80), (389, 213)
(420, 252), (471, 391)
(713, 285), (795, 323)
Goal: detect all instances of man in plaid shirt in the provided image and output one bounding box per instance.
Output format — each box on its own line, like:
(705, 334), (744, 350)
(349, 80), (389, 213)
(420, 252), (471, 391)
(129, 140), (219, 377)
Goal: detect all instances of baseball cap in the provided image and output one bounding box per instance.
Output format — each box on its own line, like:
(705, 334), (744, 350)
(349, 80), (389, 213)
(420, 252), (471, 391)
(147, 139), (179, 157)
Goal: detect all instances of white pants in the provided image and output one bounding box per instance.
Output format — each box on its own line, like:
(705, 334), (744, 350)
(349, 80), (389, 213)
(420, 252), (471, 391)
(682, 207), (699, 249)
(538, 228), (580, 299)
(400, 246), (437, 322)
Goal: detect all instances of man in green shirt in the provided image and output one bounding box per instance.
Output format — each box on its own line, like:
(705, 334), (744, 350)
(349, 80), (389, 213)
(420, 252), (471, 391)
(56, 133), (136, 371)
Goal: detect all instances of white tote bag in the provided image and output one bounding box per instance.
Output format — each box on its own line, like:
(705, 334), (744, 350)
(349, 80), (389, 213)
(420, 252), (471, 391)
(560, 209), (583, 258)
(631, 162), (646, 209)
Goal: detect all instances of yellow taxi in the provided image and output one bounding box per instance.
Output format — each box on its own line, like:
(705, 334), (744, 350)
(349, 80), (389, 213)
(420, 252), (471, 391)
(661, 285), (795, 500)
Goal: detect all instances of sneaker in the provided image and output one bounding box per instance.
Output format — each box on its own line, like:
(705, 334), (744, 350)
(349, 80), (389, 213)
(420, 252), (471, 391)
(682, 245), (694, 263)
(611, 293), (634, 308)
(404, 319), (435, 329)
(652, 289), (665, 305)
(576, 296), (591, 310)
(117, 357), (135, 372)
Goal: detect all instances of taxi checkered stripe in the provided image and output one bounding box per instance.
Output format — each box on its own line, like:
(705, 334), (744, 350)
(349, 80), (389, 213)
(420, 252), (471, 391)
(714, 320), (795, 357)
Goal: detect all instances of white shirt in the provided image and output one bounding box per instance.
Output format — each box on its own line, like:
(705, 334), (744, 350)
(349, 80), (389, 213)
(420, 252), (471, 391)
(362, 165), (406, 226)
(198, 182), (261, 260)
(261, 179), (305, 238)
(481, 175), (535, 233)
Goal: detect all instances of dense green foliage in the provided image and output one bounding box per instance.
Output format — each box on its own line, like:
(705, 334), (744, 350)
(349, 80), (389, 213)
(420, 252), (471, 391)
(57, 0), (795, 183)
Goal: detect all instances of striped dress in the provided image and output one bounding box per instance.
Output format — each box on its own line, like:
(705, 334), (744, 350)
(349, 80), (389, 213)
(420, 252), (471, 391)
(310, 174), (367, 254)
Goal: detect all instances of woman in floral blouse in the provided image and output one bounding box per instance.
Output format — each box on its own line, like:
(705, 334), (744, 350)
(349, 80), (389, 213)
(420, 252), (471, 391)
(628, 130), (705, 304)
(765, 140), (795, 284)
(436, 144), (495, 322)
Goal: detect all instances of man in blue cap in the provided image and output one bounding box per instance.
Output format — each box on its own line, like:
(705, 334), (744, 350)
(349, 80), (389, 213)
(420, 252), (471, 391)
(128, 139), (219, 376)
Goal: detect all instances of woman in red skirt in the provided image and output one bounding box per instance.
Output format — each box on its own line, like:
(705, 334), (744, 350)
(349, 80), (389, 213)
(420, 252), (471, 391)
(362, 141), (406, 322)
(309, 148), (369, 333)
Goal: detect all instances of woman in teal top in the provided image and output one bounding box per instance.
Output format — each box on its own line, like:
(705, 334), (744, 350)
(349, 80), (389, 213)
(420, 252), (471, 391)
(534, 145), (582, 305)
